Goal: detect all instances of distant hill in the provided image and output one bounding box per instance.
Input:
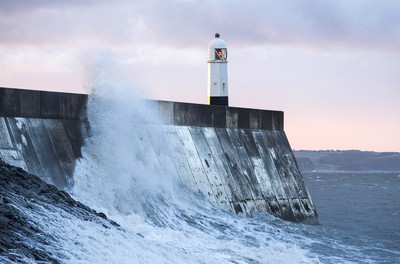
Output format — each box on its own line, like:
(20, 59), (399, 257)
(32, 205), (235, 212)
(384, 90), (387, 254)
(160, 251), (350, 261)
(293, 150), (400, 172)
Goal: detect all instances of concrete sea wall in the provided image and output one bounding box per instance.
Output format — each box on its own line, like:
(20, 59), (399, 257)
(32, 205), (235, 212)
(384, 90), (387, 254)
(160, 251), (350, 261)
(0, 87), (318, 224)
(0, 88), (86, 188)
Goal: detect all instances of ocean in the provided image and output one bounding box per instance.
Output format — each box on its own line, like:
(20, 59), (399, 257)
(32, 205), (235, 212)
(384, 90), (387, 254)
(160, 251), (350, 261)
(303, 172), (400, 263)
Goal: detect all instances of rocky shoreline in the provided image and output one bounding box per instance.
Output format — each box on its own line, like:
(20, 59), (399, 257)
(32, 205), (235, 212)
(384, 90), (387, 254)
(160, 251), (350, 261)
(0, 159), (118, 263)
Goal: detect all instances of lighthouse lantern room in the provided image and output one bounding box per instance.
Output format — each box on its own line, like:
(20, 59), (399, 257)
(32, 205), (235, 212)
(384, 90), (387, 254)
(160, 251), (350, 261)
(208, 33), (228, 106)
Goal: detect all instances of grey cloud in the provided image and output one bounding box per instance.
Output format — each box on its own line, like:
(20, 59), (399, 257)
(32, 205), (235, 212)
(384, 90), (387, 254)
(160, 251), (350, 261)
(0, 1), (144, 47)
(0, 0), (109, 14)
(146, 0), (400, 50)
(1, 0), (399, 51)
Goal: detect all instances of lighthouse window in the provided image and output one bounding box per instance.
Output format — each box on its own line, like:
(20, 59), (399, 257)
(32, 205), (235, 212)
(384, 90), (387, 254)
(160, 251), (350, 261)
(215, 48), (227, 60)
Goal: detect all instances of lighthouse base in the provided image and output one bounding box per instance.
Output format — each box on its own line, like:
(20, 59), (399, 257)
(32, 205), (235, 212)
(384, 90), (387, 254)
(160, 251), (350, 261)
(209, 96), (228, 106)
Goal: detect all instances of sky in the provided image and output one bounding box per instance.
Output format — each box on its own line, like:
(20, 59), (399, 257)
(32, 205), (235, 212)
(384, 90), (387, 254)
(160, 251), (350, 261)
(1, 0), (399, 152)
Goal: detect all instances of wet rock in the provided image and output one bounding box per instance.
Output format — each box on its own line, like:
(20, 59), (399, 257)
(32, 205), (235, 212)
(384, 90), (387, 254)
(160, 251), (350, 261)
(0, 160), (119, 263)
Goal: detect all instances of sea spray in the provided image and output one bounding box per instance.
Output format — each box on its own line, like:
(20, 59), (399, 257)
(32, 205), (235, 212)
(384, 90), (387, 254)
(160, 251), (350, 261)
(69, 54), (322, 263)
(72, 53), (178, 220)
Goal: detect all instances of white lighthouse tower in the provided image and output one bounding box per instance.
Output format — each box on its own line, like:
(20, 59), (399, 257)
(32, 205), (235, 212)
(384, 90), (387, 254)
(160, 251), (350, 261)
(208, 33), (228, 106)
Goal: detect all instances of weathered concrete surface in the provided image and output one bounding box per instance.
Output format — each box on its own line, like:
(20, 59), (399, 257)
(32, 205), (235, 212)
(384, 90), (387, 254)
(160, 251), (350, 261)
(0, 117), (84, 189)
(0, 87), (87, 119)
(0, 160), (119, 264)
(0, 87), (282, 130)
(0, 87), (318, 224)
(151, 100), (284, 130)
(0, 87), (86, 189)
(125, 124), (317, 224)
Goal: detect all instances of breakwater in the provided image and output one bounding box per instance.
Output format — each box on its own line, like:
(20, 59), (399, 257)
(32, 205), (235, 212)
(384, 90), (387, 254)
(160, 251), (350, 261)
(0, 87), (318, 224)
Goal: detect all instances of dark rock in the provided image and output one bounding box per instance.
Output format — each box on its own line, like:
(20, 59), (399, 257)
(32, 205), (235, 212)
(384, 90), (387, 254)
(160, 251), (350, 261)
(0, 160), (119, 263)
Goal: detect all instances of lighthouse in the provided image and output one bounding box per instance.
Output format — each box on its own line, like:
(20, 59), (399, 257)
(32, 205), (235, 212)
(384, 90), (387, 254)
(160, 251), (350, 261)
(208, 33), (228, 106)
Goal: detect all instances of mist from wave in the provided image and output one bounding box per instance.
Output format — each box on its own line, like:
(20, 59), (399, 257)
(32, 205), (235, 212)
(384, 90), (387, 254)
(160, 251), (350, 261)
(67, 55), (376, 263)
(66, 54), (322, 263)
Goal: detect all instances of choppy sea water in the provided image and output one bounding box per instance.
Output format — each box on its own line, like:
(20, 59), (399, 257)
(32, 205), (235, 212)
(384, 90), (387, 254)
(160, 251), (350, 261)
(303, 172), (400, 263)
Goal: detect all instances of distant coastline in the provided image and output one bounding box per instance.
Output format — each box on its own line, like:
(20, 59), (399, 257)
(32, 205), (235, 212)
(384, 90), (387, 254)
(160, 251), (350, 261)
(294, 150), (400, 172)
